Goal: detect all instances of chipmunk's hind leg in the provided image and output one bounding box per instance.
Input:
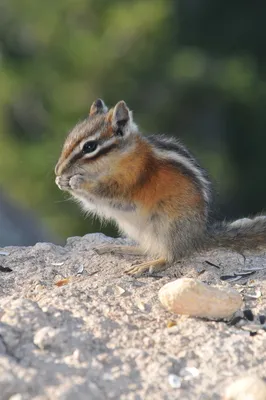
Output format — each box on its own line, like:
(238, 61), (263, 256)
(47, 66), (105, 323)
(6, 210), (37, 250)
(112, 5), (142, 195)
(125, 258), (167, 277)
(94, 244), (142, 256)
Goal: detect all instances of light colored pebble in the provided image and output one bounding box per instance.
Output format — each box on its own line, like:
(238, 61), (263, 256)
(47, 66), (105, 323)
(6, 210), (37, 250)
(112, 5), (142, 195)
(0, 251), (9, 256)
(76, 264), (84, 274)
(33, 326), (67, 352)
(50, 262), (64, 266)
(102, 373), (114, 381)
(8, 395), (23, 400)
(34, 326), (57, 350)
(179, 367), (200, 380)
(168, 374), (181, 389)
(34, 284), (45, 292)
(224, 376), (266, 400)
(113, 285), (126, 296)
(136, 300), (147, 312)
(159, 278), (243, 319)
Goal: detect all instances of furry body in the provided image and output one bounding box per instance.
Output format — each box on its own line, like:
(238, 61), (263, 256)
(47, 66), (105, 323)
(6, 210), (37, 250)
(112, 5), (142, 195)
(55, 99), (266, 274)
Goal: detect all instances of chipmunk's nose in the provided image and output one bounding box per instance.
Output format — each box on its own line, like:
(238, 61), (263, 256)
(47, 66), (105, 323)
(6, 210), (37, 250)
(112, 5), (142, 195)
(55, 162), (62, 176)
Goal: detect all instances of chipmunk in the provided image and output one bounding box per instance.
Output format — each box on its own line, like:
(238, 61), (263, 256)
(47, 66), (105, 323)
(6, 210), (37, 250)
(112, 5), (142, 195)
(55, 99), (266, 276)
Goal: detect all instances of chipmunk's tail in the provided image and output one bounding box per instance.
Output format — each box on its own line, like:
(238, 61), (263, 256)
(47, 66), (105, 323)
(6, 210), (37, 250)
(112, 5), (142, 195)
(208, 215), (266, 252)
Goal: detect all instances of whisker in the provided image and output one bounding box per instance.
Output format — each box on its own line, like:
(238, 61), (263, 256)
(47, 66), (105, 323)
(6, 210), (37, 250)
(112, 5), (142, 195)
(54, 197), (73, 204)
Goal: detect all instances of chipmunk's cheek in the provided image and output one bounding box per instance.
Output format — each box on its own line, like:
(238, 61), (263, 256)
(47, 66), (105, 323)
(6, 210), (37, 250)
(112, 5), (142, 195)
(55, 176), (70, 191)
(69, 174), (86, 190)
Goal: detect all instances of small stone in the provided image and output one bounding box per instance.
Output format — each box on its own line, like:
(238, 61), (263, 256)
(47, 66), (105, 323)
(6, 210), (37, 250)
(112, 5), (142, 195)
(244, 289), (262, 299)
(9, 395), (23, 400)
(241, 324), (264, 333)
(136, 300), (147, 312)
(34, 284), (45, 292)
(159, 278), (243, 319)
(167, 320), (177, 328)
(50, 262), (64, 266)
(113, 285), (126, 296)
(168, 374), (181, 389)
(179, 367), (200, 380)
(0, 251), (9, 256)
(224, 376), (266, 400)
(33, 326), (65, 352)
(76, 264), (84, 274)
(102, 373), (114, 381)
(72, 349), (81, 361)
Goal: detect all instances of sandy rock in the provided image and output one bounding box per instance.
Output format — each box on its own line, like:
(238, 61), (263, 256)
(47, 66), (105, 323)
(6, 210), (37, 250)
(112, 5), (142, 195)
(224, 376), (266, 400)
(34, 326), (64, 351)
(0, 234), (265, 399)
(158, 278), (243, 319)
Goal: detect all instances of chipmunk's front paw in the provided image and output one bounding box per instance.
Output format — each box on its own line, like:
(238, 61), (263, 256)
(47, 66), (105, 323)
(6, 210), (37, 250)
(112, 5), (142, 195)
(55, 176), (70, 191)
(69, 174), (86, 190)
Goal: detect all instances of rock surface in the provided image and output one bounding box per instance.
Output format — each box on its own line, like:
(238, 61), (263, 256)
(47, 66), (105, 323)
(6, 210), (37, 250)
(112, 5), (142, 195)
(0, 233), (265, 400)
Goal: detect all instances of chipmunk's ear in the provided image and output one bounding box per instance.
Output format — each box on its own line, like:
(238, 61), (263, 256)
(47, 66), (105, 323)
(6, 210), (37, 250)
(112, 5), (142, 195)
(112, 101), (137, 137)
(89, 99), (108, 116)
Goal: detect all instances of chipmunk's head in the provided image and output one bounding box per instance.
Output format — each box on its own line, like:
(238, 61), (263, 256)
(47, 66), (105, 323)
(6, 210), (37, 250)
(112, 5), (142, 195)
(55, 99), (138, 178)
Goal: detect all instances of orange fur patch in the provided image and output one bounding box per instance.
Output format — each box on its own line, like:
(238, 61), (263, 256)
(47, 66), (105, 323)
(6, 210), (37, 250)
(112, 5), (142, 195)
(115, 138), (204, 218)
(134, 164), (203, 217)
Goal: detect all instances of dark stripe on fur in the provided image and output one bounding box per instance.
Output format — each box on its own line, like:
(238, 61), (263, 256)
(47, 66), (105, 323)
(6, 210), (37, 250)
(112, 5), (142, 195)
(146, 135), (211, 195)
(147, 135), (200, 167)
(69, 143), (118, 167)
(165, 159), (204, 193)
(84, 143), (118, 162)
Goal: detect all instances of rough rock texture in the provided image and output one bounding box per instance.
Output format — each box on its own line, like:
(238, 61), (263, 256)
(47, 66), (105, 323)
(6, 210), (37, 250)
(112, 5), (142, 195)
(0, 233), (265, 400)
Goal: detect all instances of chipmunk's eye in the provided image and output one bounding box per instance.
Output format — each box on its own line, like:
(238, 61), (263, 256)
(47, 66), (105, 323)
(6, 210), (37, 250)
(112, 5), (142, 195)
(82, 141), (98, 154)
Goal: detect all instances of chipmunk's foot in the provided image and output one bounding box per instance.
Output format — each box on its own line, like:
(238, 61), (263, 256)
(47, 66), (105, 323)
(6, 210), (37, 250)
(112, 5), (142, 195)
(69, 174), (86, 190)
(55, 175), (70, 191)
(125, 258), (167, 277)
(94, 244), (142, 256)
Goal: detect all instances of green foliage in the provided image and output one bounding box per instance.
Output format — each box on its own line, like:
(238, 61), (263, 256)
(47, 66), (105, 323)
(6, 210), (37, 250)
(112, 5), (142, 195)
(0, 0), (265, 240)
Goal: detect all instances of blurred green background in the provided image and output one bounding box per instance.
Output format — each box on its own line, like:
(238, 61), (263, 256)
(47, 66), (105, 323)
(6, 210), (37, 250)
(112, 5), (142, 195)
(0, 0), (265, 245)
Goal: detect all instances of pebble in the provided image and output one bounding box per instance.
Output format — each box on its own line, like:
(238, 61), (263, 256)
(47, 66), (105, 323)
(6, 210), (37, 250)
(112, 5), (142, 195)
(8, 395), (23, 400)
(159, 278), (243, 319)
(179, 367), (200, 380)
(168, 374), (181, 389)
(33, 326), (66, 352)
(224, 376), (266, 400)
(0, 251), (9, 256)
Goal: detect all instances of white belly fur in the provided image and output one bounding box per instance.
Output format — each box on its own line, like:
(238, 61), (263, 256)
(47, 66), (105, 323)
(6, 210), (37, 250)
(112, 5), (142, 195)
(73, 192), (168, 259)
